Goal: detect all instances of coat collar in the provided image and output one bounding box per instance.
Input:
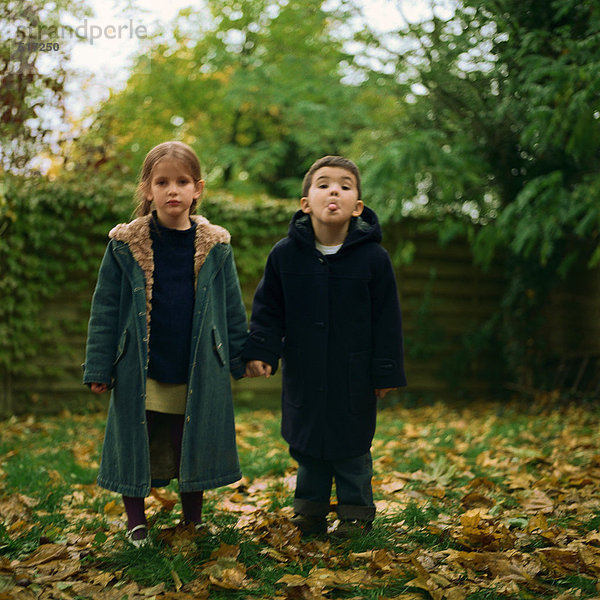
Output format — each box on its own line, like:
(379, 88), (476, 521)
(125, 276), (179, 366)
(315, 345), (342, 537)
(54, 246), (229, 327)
(288, 205), (382, 253)
(108, 213), (231, 332)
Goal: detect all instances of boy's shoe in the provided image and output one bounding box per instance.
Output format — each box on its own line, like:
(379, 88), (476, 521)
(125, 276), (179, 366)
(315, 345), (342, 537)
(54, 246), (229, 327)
(290, 513), (327, 536)
(126, 524), (148, 548)
(331, 519), (373, 540)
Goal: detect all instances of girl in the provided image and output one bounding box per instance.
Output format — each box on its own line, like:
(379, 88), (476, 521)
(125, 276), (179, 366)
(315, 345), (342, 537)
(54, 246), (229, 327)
(83, 141), (248, 545)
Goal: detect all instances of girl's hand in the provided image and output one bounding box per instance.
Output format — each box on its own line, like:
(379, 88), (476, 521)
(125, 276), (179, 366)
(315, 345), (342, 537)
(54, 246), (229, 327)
(245, 360), (272, 378)
(90, 383), (109, 394)
(375, 388), (397, 399)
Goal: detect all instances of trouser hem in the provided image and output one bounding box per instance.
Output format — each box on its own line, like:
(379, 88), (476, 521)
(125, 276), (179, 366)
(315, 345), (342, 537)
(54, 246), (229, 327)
(336, 504), (376, 521)
(293, 498), (331, 517)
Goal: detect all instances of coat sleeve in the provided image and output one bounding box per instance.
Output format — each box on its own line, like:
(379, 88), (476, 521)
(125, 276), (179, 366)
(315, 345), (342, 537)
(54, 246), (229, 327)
(223, 247), (250, 380)
(242, 248), (284, 374)
(83, 242), (122, 387)
(370, 248), (407, 389)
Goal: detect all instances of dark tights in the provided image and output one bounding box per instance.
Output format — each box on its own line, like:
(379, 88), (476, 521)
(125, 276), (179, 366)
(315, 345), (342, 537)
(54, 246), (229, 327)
(123, 411), (204, 531)
(123, 491), (204, 529)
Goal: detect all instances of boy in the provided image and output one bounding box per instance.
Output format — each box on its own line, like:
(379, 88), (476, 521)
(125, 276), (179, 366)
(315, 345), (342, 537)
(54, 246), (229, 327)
(244, 155), (406, 537)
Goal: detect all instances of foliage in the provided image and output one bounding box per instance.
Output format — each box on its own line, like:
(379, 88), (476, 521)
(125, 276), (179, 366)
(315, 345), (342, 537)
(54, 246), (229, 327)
(0, 176), (129, 380)
(66, 0), (368, 196)
(0, 175), (294, 386)
(5, 0), (600, 392)
(354, 0), (600, 268)
(349, 0), (600, 385)
(0, 0), (90, 172)
(2, 398), (600, 598)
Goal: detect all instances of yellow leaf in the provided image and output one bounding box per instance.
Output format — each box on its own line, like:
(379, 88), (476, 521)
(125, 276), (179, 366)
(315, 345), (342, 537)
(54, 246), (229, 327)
(277, 574), (307, 586)
(521, 489), (554, 514)
(171, 569), (182, 591)
(103, 499), (122, 516)
(210, 543), (240, 560)
(20, 544), (69, 567)
(460, 508), (488, 527)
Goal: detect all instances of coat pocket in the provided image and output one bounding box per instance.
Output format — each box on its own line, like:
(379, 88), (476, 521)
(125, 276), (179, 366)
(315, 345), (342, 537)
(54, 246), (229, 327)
(113, 330), (128, 366)
(212, 326), (226, 367)
(348, 350), (374, 413)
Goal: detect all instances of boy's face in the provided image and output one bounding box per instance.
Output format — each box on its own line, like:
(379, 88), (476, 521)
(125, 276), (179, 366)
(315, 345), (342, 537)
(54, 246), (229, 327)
(300, 166), (364, 232)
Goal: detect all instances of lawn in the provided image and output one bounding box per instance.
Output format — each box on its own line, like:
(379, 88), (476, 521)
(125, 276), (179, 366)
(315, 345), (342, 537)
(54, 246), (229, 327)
(1, 395), (600, 599)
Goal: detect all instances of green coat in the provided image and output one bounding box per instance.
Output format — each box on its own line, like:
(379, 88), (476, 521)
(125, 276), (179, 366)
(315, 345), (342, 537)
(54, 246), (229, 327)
(83, 214), (248, 496)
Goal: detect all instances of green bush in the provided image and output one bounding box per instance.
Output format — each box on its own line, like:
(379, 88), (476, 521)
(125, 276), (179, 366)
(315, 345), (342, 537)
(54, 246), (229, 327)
(0, 175), (295, 381)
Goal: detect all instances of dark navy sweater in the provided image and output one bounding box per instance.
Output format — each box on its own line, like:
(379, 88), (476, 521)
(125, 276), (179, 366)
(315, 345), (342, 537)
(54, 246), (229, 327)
(148, 215), (196, 383)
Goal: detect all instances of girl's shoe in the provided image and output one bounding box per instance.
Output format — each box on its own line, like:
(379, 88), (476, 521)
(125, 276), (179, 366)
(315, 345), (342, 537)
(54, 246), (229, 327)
(126, 524), (148, 547)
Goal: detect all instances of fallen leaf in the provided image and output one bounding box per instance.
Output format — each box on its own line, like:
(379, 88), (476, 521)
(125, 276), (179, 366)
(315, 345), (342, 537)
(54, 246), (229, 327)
(20, 544), (69, 567)
(210, 543), (240, 560)
(103, 499), (123, 516)
(150, 488), (178, 512)
(461, 491), (495, 509)
(521, 489), (554, 514)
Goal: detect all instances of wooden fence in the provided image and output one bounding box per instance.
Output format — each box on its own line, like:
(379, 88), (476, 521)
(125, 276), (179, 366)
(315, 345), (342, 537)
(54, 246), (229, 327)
(2, 220), (599, 415)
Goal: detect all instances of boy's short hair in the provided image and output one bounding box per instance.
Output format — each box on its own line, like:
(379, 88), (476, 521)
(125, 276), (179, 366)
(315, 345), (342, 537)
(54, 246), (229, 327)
(302, 155), (362, 200)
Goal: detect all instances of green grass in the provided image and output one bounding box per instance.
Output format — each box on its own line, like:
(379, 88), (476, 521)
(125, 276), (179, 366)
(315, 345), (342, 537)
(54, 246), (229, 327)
(2, 399), (600, 599)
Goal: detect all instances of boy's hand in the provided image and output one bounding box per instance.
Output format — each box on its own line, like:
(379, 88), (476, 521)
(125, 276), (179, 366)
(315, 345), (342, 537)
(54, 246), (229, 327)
(375, 388), (397, 399)
(245, 360), (272, 378)
(90, 383), (109, 394)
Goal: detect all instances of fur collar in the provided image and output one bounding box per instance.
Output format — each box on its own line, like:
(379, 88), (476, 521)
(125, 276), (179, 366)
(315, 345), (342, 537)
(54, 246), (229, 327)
(109, 214), (231, 332)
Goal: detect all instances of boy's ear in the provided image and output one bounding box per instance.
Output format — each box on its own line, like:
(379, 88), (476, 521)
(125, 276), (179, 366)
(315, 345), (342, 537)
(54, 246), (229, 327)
(352, 200), (364, 217)
(300, 196), (311, 214)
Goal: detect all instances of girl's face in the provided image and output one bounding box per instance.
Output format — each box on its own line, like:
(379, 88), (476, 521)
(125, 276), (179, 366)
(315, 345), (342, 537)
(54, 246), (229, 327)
(145, 158), (204, 229)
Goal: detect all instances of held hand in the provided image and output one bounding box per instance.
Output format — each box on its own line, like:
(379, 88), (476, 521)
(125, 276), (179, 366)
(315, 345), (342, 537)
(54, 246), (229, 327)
(90, 383), (109, 394)
(375, 387), (397, 399)
(245, 360), (272, 378)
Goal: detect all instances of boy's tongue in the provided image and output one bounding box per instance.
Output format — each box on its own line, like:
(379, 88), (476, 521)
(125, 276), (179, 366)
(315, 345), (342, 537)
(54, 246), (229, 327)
(328, 203), (338, 211)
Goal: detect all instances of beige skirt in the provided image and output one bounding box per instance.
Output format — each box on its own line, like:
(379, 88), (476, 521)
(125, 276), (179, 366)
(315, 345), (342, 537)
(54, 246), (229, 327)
(145, 378), (187, 415)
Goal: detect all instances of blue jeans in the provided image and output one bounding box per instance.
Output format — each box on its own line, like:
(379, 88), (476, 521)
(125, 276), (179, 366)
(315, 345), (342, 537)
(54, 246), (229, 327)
(290, 447), (376, 521)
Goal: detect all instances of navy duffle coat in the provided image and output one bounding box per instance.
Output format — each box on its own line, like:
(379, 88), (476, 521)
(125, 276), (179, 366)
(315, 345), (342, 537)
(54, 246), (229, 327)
(83, 214), (248, 496)
(244, 207), (406, 460)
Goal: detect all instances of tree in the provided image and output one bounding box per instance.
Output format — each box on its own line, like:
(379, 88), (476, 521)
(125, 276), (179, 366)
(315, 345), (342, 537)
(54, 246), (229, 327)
(67, 0), (368, 196)
(0, 0), (89, 172)
(355, 0), (600, 267)
(350, 0), (600, 387)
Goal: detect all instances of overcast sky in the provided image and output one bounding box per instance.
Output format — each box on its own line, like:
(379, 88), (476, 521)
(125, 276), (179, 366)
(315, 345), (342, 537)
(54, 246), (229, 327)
(62, 0), (425, 117)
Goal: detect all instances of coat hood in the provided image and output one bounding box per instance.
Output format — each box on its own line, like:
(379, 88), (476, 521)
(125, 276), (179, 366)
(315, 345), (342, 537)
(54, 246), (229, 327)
(288, 205), (382, 253)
